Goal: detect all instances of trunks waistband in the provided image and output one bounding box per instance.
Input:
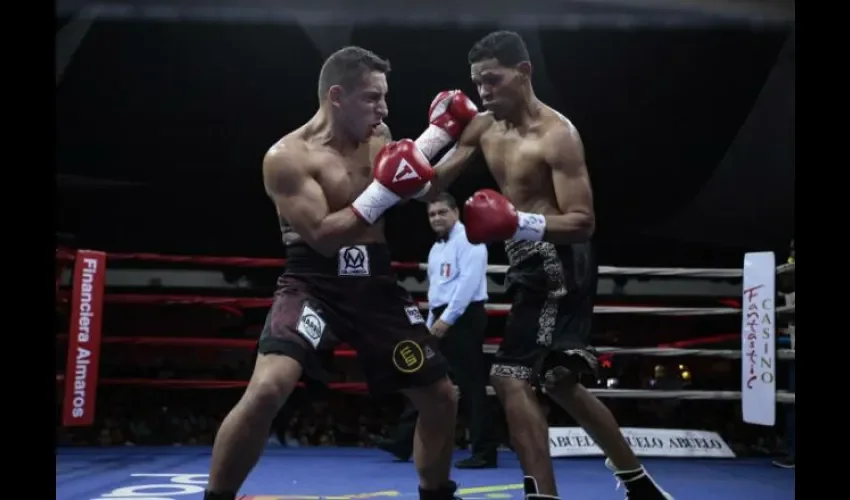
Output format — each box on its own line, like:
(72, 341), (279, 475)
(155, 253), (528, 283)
(284, 243), (395, 277)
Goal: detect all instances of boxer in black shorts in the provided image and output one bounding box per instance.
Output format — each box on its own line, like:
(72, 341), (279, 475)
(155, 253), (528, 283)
(418, 31), (674, 499)
(260, 243), (446, 396)
(492, 240), (598, 385)
(203, 46), (480, 500)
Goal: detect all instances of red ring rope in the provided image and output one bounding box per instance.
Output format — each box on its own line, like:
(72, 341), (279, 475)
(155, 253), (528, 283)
(57, 246), (421, 270)
(55, 291), (511, 317)
(54, 375), (367, 392)
(55, 246), (739, 428)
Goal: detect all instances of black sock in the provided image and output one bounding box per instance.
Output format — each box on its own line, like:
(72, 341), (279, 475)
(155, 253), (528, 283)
(615, 467), (647, 483)
(419, 481), (457, 500)
(204, 490), (236, 500)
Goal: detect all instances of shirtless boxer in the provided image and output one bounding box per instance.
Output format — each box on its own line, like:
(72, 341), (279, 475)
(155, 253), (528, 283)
(203, 46), (478, 500)
(420, 32), (674, 499)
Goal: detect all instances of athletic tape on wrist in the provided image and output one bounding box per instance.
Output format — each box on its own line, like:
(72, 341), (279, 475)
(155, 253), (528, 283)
(513, 211), (547, 241)
(415, 125), (453, 160)
(351, 181), (401, 224)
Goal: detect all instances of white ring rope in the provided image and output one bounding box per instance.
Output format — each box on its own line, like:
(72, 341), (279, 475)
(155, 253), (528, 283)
(480, 344), (794, 359)
(480, 387), (795, 403)
(431, 261), (795, 279)
(583, 388), (795, 403)
(417, 260), (795, 316)
(418, 302), (795, 316)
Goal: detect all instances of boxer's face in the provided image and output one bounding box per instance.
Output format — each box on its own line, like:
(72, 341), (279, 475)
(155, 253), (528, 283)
(333, 70), (389, 142)
(471, 58), (531, 119)
(427, 201), (458, 236)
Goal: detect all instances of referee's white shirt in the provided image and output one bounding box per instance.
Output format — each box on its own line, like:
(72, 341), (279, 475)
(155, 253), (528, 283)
(426, 221), (489, 328)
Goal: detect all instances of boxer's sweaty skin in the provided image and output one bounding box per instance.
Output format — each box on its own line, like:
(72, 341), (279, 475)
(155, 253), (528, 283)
(426, 62), (593, 246)
(264, 123), (392, 256)
(479, 106), (589, 220)
(431, 106), (591, 233)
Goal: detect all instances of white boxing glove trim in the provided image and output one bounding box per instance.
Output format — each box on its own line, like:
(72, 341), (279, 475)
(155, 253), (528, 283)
(513, 211), (547, 242)
(351, 181), (401, 225)
(415, 124), (453, 160)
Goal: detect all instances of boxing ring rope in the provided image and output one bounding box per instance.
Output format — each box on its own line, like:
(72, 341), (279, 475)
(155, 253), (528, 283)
(55, 247), (796, 427)
(53, 373), (795, 403)
(54, 334), (796, 360)
(57, 247), (795, 279)
(56, 291), (790, 316)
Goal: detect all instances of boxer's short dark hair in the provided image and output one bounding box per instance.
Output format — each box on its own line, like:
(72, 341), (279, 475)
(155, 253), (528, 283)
(318, 46), (391, 102)
(468, 31), (530, 67)
(429, 192), (458, 211)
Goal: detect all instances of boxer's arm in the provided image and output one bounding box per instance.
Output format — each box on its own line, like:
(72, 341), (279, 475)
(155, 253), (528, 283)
(417, 113), (493, 202)
(264, 148), (367, 256)
(542, 124), (596, 244)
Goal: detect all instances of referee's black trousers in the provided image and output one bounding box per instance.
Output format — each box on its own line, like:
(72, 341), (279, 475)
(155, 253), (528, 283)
(389, 301), (499, 459)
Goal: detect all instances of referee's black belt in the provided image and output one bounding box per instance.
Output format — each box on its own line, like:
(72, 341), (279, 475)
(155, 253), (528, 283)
(430, 300), (486, 316)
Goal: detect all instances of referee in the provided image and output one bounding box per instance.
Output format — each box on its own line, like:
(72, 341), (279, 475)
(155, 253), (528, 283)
(376, 193), (500, 468)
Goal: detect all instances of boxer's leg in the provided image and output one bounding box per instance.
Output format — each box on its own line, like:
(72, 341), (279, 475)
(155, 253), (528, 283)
(542, 303), (672, 498)
(352, 284), (458, 497)
(491, 368), (556, 496)
(490, 297), (557, 496)
(544, 367), (641, 472)
(542, 309), (641, 472)
(205, 286), (330, 500)
(404, 378), (460, 492)
(206, 353), (302, 499)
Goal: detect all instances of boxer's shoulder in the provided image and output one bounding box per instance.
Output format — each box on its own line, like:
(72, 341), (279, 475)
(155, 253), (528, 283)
(467, 112), (497, 135)
(539, 106), (581, 144)
(265, 139), (307, 175)
(265, 132), (338, 176)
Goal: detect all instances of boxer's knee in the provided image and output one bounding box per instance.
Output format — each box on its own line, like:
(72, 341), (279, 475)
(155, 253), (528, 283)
(490, 363), (533, 384)
(540, 349), (597, 391)
(489, 363), (535, 403)
(406, 376), (458, 418)
(542, 366), (580, 393)
(242, 353), (302, 414)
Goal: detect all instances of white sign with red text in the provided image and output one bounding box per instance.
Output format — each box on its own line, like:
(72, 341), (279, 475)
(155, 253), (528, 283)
(741, 251), (777, 426)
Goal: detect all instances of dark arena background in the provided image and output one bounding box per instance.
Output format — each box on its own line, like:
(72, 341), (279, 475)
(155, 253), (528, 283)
(56, 1), (795, 499)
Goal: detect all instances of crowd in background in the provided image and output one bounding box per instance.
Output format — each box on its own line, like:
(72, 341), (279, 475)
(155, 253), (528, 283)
(56, 359), (792, 459)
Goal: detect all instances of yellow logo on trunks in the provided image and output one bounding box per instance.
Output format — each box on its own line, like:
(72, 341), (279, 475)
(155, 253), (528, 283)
(392, 340), (424, 373)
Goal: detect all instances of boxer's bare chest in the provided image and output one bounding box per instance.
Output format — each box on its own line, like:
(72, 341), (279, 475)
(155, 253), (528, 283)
(481, 127), (557, 213)
(312, 142), (379, 211)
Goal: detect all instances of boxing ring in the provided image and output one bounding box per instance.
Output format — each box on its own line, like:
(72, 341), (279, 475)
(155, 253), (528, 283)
(55, 247), (795, 500)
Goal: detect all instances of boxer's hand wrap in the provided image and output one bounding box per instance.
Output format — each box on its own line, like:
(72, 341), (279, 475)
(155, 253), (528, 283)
(514, 212), (547, 242)
(350, 182), (402, 225)
(415, 125), (453, 160)
(416, 90), (479, 159)
(351, 139), (434, 224)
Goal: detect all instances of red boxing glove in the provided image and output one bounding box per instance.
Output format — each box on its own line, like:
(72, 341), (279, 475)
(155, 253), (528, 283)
(351, 139), (434, 224)
(415, 90), (479, 159)
(429, 90), (479, 139)
(464, 189), (547, 244)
